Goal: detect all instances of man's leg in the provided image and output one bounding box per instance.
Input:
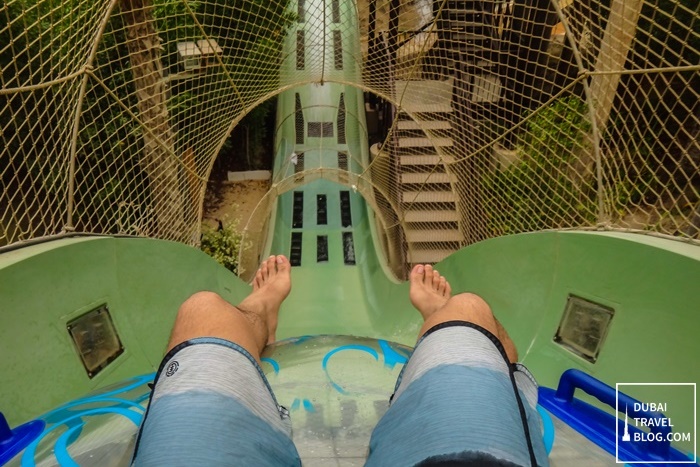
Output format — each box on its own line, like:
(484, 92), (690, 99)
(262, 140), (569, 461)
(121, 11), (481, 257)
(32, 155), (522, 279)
(165, 254), (289, 358)
(366, 265), (549, 467)
(132, 255), (301, 466)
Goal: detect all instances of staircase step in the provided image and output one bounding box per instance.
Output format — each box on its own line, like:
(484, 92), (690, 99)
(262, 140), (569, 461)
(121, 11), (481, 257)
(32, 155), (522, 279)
(397, 120), (452, 131)
(407, 248), (455, 263)
(395, 79), (454, 114)
(398, 137), (453, 148)
(400, 155), (454, 166)
(401, 172), (455, 184)
(402, 191), (457, 203)
(405, 228), (463, 242)
(404, 210), (460, 222)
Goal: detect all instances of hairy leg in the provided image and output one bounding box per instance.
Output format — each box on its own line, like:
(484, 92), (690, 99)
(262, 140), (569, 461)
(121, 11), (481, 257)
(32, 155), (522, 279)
(409, 264), (518, 363)
(166, 255), (291, 361)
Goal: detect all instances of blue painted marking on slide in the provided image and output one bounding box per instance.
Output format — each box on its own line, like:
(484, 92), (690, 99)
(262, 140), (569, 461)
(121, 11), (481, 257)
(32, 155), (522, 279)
(42, 373), (153, 424)
(53, 425), (83, 467)
(536, 405), (555, 454)
(280, 335), (314, 345)
(22, 408), (143, 467)
(261, 357), (280, 374)
(21, 376), (153, 466)
(322, 345), (379, 394)
(291, 398), (301, 411)
(378, 340), (408, 369)
(302, 399), (315, 413)
(322, 345), (379, 370)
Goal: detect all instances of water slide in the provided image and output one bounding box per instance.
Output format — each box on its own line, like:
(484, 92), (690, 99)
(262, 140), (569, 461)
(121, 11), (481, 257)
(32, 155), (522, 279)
(1, 0), (699, 465)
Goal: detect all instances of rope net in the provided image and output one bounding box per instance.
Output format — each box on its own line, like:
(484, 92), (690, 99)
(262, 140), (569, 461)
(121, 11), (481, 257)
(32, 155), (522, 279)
(1, 0), (698, 277)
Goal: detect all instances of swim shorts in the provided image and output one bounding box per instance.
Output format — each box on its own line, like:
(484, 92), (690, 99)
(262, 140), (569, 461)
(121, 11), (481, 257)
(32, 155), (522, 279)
(131, 337), (301, 466)
(132, 324), (548, 466)
(365, 321), (550, 467)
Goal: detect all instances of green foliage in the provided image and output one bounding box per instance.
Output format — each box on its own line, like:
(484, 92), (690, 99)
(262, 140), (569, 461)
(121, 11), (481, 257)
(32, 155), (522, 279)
(601, 114), (661, 216)
(1, 0), (294, 236)
(200, 216), (246, 274)
(483, 96), (597, 234)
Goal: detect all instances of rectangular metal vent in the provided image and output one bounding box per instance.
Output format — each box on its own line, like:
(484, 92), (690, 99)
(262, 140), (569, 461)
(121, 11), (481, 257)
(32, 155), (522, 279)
(337, 93), (346, 143)
(317, 235), (329, 262)
(294, 152), (305, 182)
(342, 232), (356, 265)
(333, 30), (343, 70)
(296, 31), (305, 70)
(308, 121), (334, 137)
(295, 93), (304, 144)
(340, 190), (352, 227)
(317, 194), (327, 225)
(67, 304), (124, 378)
(554, 295), (614, 363)
(298, 0), (305, 22)
(332, 0), (340, 23)
(292, 191), (304, 228)
(290, 232), (303, 266)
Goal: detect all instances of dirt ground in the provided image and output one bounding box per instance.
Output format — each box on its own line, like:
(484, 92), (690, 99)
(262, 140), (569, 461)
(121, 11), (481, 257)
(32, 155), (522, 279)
(202, 180), (271, 230)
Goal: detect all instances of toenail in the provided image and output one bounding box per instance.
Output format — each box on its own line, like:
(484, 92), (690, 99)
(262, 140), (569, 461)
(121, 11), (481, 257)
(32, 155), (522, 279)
(276, 256), (284, 263)
(417, 265), (424, 273)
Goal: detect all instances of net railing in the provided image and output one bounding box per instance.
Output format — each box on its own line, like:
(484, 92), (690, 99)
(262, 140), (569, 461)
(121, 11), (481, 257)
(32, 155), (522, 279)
(1, 0), (698, 276)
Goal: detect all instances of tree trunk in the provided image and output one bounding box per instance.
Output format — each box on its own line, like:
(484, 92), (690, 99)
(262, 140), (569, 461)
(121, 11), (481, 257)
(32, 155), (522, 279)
(589, 0), (643, 132)
(120, 0), (185, 240)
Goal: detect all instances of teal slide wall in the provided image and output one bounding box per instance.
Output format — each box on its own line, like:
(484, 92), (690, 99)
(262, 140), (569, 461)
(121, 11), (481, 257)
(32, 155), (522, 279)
(0, 237), (248, 425)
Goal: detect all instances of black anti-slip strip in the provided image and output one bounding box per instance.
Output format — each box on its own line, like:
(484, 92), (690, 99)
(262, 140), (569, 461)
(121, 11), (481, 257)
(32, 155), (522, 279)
(290, 232), (302, 266)
(317, 235), (328, 262)
(340, 190), (352, 227)
(342, 231), (356, 265)
(332, 0), (340, 22)
(333, 31), (344, 70)
(297, 0), (305, 22)
(296, 30), (305, 70)
(338, 152), (348, 171)
(317, 194), (327, 225)
(292, 191), (304, 228)
(294, 93), (304, 144)
(337, 94), (346, 143)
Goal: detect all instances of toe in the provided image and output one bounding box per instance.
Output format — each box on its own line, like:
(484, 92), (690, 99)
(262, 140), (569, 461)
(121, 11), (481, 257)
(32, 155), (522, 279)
(261, 262), (269, 280)
(254, 268), (263, 287)
(276, 255), (290, 273)
(437, 276), (446, 294)
(444, 280), (452, 297)
(410, 264), (425, 285)
(432, 270), (441, 289)
(266, 255), (277, 276)
(423, 265), (434, 285)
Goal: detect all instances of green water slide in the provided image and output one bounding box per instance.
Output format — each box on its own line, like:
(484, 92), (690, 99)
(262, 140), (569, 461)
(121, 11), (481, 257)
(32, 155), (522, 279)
(1, 0), (699, 463)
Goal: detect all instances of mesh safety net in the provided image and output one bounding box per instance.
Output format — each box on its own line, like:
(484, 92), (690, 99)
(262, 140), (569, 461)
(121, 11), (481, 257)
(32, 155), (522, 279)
(1, 0), (698, 277)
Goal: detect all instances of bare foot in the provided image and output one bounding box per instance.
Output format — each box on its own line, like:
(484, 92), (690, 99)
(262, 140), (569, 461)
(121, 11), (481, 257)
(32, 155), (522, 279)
(409, 264), (451, 320)
(240, 255), (291, 344)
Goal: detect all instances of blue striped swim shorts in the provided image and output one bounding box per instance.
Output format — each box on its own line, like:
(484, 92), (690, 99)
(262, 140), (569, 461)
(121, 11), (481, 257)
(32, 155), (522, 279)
(365, 321), (549, 467)
(131, 337), (301, 466)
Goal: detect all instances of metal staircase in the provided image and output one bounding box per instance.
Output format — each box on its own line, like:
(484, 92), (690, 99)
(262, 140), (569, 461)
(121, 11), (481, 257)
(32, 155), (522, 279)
(393, 79), (463, 266)
(390, 0), (506, 266)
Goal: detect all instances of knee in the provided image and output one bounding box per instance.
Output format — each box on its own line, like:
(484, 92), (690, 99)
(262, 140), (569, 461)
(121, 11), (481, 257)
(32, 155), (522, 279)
(448, 293), (493, 318)
(177, 291), (225, 319)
